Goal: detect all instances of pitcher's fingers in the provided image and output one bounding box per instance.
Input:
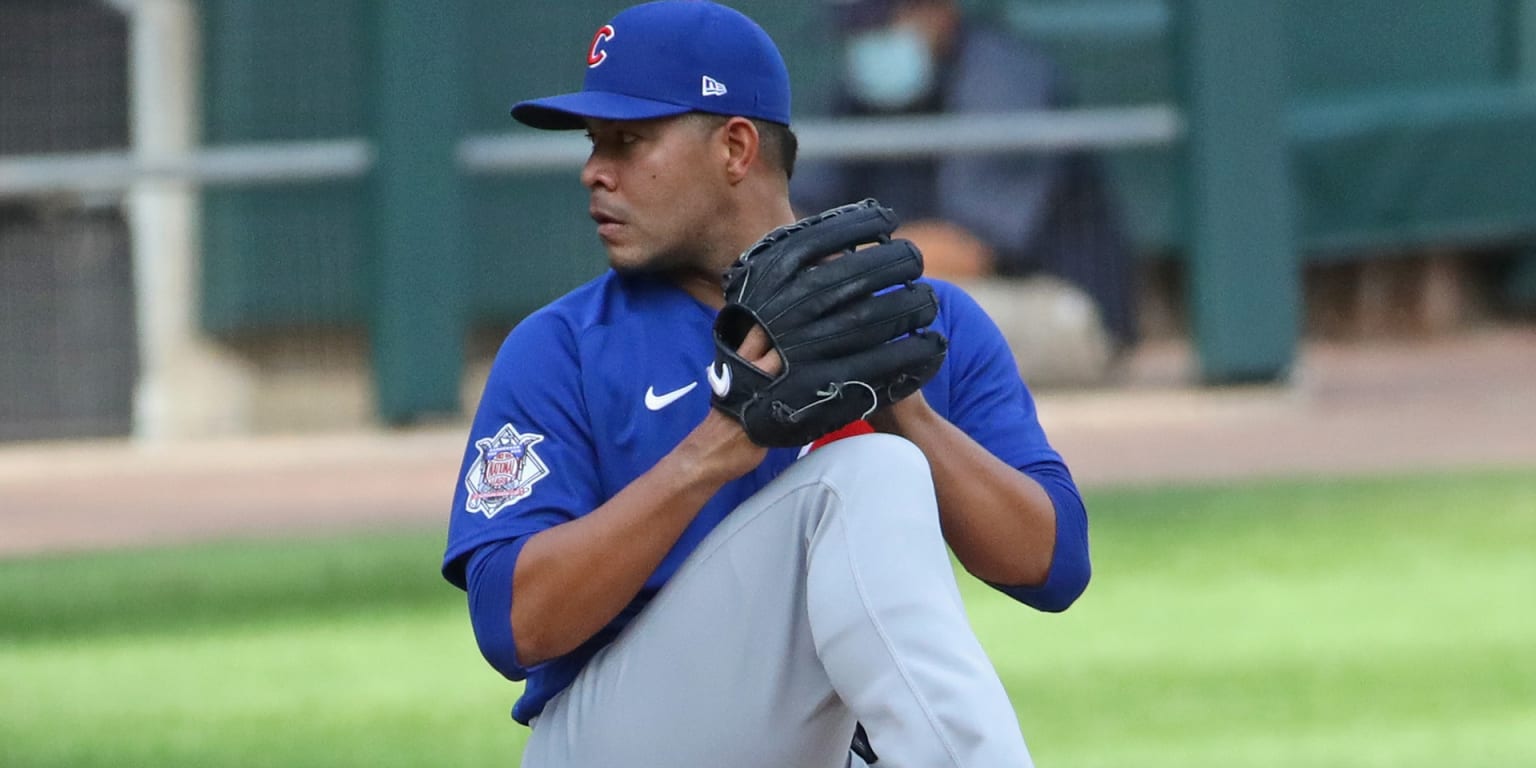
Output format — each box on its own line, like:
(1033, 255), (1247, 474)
(738, 324), (783, 376)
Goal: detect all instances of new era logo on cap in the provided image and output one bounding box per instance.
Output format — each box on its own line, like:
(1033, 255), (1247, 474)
(510, 1), (792, 130)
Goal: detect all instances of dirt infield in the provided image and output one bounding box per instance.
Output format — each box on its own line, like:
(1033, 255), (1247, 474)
(2, 325), (1533, 559)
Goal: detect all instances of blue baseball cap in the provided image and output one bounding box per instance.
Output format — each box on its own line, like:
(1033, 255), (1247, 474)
(511, 1), (792, 130)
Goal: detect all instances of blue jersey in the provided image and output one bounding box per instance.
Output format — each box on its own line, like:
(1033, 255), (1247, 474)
(442, 270), (1089, 724)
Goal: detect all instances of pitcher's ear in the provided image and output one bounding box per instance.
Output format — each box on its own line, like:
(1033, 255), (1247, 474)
(720, 116), (761, 184)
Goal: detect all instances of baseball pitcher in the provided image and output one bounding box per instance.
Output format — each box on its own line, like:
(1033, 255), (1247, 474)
(441, 3), (1091, 766)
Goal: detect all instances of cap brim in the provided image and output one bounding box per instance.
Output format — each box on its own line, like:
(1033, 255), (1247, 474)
(511, 91), (695, 130)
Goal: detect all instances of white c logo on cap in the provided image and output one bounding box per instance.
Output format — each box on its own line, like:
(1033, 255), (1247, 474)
(588, 25), (615, 68)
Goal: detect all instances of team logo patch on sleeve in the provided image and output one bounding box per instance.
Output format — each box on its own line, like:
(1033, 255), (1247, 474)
(465, 423), (549, 518)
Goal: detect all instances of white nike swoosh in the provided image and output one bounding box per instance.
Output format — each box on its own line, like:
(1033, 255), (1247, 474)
(644, 382), (698, 411)
(706, 362), (732, 397)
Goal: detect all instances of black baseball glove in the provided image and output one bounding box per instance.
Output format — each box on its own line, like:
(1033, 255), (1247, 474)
(709, 199), (948, 447)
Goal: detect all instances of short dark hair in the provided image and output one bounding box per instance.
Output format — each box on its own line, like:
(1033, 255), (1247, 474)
(690, 113), (799, 180)
(755, 119), (800, 181)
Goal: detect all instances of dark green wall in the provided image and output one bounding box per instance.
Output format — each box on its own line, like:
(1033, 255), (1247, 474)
(196, 0), (1536, 409)
(200, 0), (369, 333)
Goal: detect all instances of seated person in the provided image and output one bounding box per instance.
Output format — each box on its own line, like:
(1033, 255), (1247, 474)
(794, 0), (1140, 349)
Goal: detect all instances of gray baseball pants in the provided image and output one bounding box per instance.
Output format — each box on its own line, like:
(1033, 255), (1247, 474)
(519, 434), (1034, 767)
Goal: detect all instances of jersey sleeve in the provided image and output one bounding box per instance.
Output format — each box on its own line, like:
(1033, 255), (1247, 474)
(938, 284), (1061, 469)
(936, 282), (1091, 611)
(441, 310), (602, 591)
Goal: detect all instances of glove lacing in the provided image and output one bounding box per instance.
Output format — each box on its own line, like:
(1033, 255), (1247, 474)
(775, 380), (880, 424)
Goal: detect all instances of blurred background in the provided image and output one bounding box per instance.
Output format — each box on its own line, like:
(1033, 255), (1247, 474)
(1, 0), (1534, 440)
(1, 1), (1533, 767)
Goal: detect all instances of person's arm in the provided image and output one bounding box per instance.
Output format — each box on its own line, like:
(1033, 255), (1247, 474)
(864, 282), (1090, 611)
(868, 394), (1054, 586)
(510, 330), (779, 667)
(510, 411), (760, 666)
(894, 219), (996, 281)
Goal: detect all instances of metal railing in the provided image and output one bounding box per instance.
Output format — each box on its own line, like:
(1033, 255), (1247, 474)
(0, 139), (373, 198)
(0, 105), (1182, 198)
(459, 105), (1183, 174)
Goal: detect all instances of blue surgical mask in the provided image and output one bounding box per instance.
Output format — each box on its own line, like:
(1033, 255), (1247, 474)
(844, 25), (935, 111)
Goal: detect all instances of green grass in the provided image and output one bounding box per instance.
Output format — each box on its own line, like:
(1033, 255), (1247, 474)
(985, 470), (1536, 768)
(2, 469), (1533, 767)
(0, 534), (526, 768)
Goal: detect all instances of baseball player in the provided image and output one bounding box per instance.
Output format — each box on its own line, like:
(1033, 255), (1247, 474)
(440, 3), (1090, 767)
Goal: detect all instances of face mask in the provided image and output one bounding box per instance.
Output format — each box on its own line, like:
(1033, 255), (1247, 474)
(844, 24), (935, 112)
